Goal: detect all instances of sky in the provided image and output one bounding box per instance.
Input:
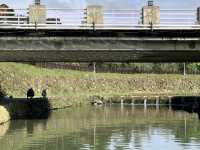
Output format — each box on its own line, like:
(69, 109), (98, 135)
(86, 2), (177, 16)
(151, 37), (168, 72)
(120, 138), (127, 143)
(1, 0), (200, 9)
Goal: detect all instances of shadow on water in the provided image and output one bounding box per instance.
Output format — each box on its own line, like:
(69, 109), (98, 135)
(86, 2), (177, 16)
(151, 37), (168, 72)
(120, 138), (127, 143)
(8, 118), (48, 135)
(171, 96), (200, 119)
(0, 97), (52, 119)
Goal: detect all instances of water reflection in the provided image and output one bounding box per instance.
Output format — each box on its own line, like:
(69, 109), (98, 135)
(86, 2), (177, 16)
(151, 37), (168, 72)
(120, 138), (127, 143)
(0, 106), (200, 150)
(0, 122), (9, 140)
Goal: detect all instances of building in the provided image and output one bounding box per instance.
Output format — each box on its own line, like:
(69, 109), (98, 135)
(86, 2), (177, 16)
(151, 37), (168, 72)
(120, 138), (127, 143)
(0, 4), (14, 16)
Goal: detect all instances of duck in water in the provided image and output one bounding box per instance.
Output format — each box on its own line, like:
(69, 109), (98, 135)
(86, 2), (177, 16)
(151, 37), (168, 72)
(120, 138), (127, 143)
(27, 88), (35, 100)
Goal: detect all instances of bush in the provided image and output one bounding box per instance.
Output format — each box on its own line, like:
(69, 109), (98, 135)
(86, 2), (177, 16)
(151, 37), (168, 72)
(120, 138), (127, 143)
(0, 85), (7, 97)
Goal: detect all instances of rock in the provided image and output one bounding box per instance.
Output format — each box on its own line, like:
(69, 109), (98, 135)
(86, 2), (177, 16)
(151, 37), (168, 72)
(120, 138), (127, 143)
(94, 100), (103, 105)
(0, 106), (10, 124)
(91, 99), (103, 106)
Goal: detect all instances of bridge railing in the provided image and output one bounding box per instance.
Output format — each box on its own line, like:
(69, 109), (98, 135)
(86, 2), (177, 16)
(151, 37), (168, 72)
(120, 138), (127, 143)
(0, 8), (199, 30)
(160, 9), (196, 25)
(0, 8), (27, 25)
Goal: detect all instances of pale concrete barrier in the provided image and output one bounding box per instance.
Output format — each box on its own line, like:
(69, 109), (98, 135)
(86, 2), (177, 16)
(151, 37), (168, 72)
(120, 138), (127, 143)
(142, 1), (160, 25)
(0, 106), (10, 125)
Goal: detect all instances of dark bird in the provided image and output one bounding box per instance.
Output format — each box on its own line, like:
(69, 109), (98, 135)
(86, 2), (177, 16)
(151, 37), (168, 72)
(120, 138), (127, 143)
(27, 88), (35, 100)
(41, 89), (47, 98)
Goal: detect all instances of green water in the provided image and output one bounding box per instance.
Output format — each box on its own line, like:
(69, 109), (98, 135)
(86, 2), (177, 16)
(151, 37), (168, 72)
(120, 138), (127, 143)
(0, 105), (200, 150)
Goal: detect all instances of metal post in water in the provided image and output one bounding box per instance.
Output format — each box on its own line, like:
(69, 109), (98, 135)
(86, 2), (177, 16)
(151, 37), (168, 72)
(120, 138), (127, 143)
(144, 96), (147, 109)
(156, 96), (159, 110)
(131, 96), (135, 106)
(121, 96), (124, 114)
(121, 96), (124, 106)
(144, 96), (147, 115)
(131, 96), (135, 113)
(168, 96), (172, 111)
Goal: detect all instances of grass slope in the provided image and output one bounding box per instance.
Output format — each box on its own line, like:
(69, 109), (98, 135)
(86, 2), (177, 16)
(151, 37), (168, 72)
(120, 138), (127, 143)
(0, 63), (200, 107)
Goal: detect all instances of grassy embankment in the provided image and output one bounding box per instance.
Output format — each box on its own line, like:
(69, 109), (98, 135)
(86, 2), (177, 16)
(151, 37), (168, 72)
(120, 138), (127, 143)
(0, 63), (200, 108)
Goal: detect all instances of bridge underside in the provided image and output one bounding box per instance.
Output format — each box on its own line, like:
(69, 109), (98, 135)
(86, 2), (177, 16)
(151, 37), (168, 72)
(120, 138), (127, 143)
(1, 50), (200, 62)
(0, 29), (200, 62)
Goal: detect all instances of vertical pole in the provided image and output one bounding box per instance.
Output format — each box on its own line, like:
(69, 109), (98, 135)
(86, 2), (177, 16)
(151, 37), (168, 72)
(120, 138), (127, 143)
(184, 114), (187, 137)
(156, 96), (159, 111)
(94, 126), (96, 150)
(144, 96), (147, 115)
(93, 62), (96, 74)
(121, 96), (124, 107)
(183, 63), (186, 76)
(55, 10), (58, 25)
(93, 108), (96, 150)
(18, 15), (20, 25)
(92, 62), (97, 91)
(131, 96), (135, 106)
(144, 96), (147, 109)
(169, 96), (172, 111)
(197, 7), (200, 24)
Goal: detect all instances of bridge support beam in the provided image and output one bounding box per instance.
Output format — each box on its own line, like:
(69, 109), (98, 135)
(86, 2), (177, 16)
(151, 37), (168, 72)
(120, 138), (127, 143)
(142, 1), (160, 25)
(0, 37), (200, 62)
(0, 50), (200, 62)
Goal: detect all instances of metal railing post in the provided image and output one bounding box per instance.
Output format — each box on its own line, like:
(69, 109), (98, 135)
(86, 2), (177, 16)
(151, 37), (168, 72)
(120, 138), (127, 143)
(17, 15), (20, 25)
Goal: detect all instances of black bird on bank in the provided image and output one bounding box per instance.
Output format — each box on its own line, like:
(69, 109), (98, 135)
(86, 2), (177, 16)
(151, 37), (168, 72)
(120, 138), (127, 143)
(42, 89), (47, 98)
(27, 88), (35, 100)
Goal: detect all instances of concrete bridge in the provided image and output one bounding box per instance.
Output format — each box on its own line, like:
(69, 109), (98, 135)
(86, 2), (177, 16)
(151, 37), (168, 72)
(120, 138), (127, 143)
(1, 1), (200, 62)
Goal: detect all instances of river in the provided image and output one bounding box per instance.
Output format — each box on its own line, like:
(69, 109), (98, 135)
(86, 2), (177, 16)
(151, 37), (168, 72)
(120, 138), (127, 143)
(0, 105), (200, 150)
